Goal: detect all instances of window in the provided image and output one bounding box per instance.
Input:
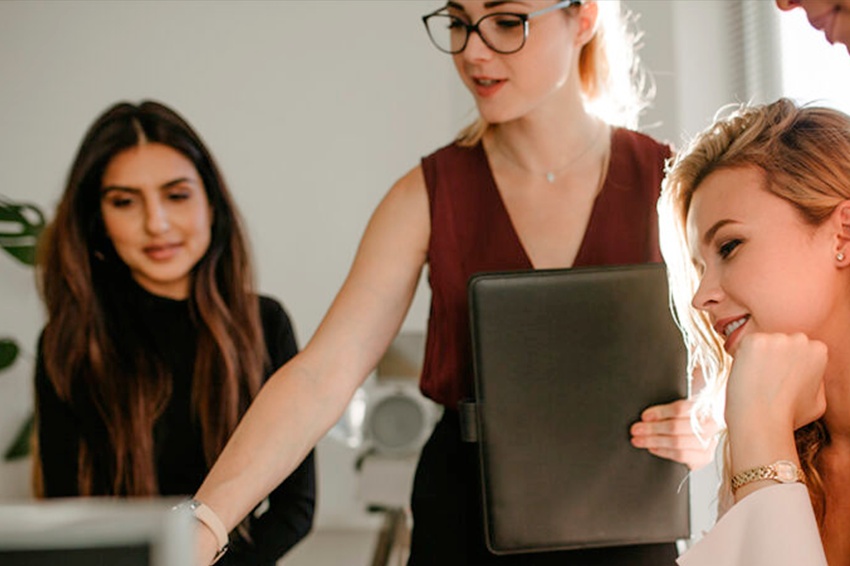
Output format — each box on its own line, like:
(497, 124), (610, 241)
(779, 8), (850, 114)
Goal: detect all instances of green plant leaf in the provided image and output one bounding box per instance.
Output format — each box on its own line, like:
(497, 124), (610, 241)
(0, 339), (19, 372)
(3, 414), (33, 461)
(0, 197), (46, 267)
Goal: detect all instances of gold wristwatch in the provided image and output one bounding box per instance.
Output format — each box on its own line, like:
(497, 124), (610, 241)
(731, 459), (805, 493)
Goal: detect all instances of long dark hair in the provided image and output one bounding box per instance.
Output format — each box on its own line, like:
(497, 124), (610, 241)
(36, 101), (265, 496)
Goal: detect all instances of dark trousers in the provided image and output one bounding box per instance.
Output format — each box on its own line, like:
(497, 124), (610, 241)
(408, 410), (679, 566)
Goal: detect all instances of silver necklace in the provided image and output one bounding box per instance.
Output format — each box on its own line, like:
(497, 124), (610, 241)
(495, 123), (606, 184)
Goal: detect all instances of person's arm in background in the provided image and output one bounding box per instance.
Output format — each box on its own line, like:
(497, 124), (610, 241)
(33, 332), (82, 497)
(192, 166), (430, 565)
(244, 451), (315, 562)
(230, 299), (315, 564)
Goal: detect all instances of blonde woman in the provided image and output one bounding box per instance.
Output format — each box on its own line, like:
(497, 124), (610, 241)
(659, 98), (850, 565)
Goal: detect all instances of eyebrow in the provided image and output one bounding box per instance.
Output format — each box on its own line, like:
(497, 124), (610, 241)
(701, 219), (739, 246)
(445, 1), (519, 12)
(101, 177), (196, 195)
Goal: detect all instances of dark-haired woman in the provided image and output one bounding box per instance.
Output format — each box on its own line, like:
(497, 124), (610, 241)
(34, 100), (315, 566)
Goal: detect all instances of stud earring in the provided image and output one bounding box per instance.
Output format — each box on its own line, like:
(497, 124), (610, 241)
(838, 252), (845, 262)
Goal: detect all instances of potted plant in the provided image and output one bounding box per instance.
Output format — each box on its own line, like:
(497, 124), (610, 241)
(1, 195), (45, 460)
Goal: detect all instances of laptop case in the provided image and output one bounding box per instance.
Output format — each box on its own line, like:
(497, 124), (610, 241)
(467, 263), (690, 554)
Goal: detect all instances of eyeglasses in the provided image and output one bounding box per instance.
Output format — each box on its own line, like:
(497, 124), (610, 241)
(422, 0), (582, 55)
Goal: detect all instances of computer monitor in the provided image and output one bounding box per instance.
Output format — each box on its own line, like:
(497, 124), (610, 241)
(0, 498), (194, 566)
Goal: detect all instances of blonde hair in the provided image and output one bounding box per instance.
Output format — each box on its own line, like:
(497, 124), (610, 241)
(456, 0), (651, 146)
(659, 98), (850, 524)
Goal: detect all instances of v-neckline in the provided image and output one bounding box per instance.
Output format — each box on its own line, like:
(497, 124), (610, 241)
(475, 127), (618, 271)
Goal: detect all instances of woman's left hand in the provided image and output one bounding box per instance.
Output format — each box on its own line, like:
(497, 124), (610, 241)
(629, 398), (719, 470)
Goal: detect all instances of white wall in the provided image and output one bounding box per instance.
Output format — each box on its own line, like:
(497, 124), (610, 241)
(1, 0), (769, 557)
(0, 0), (470, 525)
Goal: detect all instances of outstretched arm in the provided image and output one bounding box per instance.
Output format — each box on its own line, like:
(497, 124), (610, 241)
(192, 166), (430, 564)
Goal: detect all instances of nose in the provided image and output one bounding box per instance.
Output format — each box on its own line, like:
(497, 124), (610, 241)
(774, 0), (801, 11)
(690, 267), (723, 312)
(461, 27), (494, 62)
(144, 198), (170, 235)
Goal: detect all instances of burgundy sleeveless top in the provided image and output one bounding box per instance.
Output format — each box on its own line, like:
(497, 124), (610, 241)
(420, 127), (671, 409)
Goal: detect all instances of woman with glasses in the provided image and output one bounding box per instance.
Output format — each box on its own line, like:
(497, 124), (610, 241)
(191, 2), (713, 565)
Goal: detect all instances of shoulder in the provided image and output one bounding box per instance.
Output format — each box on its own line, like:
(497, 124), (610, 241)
(33, 329), (52, 393)
(258, 294), (288, 322)
(419, 140), (487, 204)
(420, 140), (483, 175)
(258, 295), (294, 337)
(257, 295), (297, 366)
(612, 127), (672, 164)
(379, 159), (429, 222)
(421, 140), (472, 161)
(608, 127), (672, 190)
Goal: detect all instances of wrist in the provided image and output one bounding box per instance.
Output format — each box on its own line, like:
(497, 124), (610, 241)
(174, 499), (229, 564)
(727, 414), (796, 467)
(730, 459), (805, 501)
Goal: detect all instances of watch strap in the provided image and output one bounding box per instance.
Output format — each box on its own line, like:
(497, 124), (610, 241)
(731, 459), (805, 493)
(176, 499), (229, 563)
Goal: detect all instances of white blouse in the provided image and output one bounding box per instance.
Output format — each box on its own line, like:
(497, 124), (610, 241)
(678, 483), (826, 566)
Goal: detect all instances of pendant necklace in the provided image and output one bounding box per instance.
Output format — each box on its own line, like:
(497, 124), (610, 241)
(495, 122), (607, 184)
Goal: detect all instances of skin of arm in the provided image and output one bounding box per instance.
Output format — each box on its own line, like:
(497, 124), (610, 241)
(233, 300), (316, 563)
(723, 333), (826, 501)
(192, 165), (430, 564)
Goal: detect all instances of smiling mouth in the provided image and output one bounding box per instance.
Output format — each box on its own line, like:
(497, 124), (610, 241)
(473, 78), (503, 86)
(145, 243), (178, 252)
(143, 243), (181, 259)
(722, 316), (749, 338)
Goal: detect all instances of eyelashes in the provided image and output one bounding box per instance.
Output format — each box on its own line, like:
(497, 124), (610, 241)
(102, 189), (192, 209)
(718, 238), (742, 259)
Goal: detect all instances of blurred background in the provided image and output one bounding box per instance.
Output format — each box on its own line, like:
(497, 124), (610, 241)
(1, 1), (848, 564)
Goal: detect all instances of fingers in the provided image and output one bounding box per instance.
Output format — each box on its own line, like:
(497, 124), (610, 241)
(631, 430), (718, 471)
(630, 417), (695, 437)
(640, 398), (693, 422)
(630, 427), (715, 451)
(726, 332), (828, 432)
(631, 397), (719, 470)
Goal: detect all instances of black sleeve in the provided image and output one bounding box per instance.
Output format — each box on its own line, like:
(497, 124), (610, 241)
(260, 296), (299, 372)
(34, 332), (82, 497)
(223, 297), (316, 564)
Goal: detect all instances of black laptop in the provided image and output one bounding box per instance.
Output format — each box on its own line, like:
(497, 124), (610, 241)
(467, 263), (690, 554)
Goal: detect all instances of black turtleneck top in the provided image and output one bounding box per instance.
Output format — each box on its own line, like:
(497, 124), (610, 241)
(35, 284), (315, 565)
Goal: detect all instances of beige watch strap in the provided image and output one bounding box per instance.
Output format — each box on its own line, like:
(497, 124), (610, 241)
(188, 499), (229, 563)
(731, 459), (805, 493)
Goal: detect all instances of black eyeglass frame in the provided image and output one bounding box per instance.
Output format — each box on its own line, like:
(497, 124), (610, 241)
(421, 0), (583, 55)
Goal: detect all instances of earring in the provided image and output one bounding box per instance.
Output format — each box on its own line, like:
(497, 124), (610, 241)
(838, 252), (845, 262)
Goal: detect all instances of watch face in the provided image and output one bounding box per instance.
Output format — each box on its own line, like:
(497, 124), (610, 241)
(774, 460), (798, 483)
